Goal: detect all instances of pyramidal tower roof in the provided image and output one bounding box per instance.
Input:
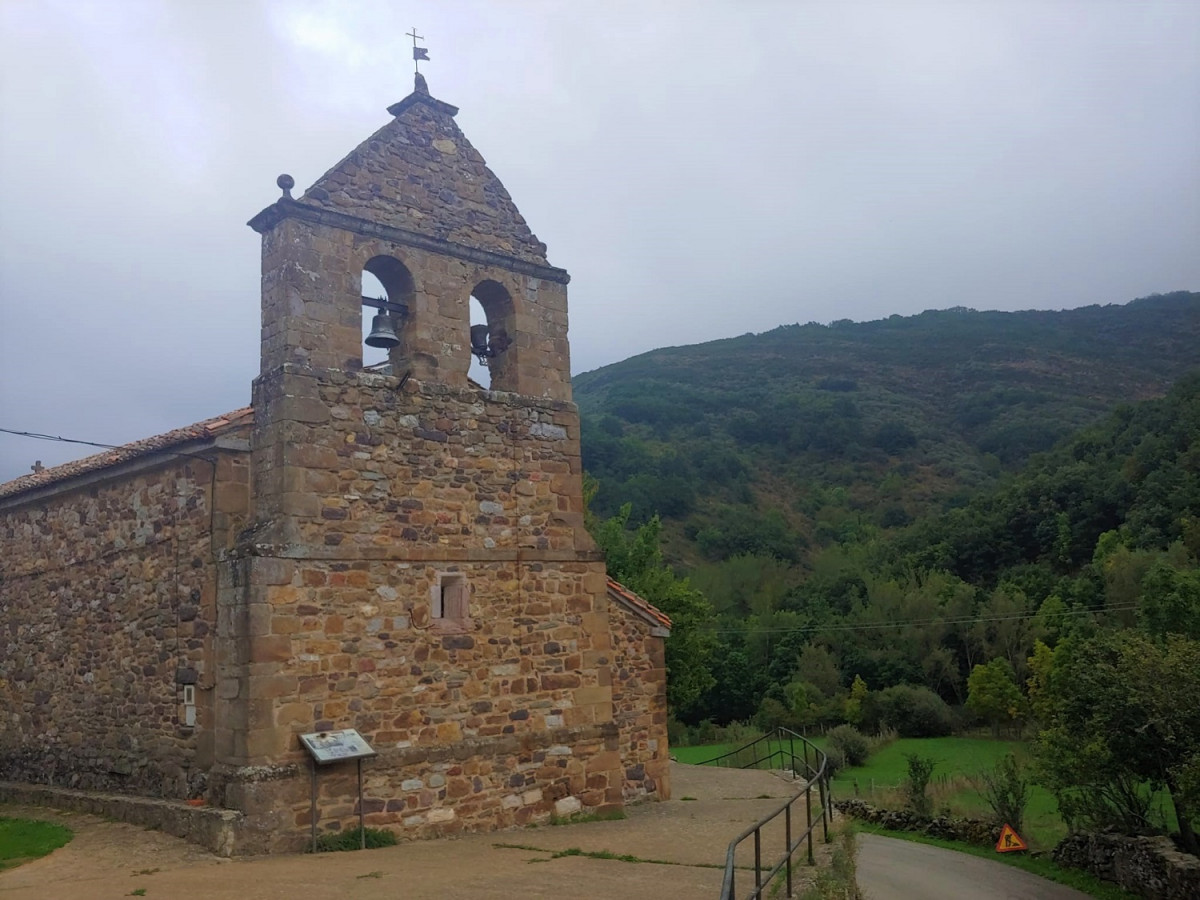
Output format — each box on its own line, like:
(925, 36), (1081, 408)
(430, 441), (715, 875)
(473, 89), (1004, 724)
(292, 73), (549, 266)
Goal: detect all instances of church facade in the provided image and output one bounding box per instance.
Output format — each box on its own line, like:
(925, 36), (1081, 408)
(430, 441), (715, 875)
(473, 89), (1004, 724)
(0, 75), (671, 855)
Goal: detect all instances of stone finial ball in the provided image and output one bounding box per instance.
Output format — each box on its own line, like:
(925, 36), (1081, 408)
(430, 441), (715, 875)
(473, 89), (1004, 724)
(277, 174), (295, 192)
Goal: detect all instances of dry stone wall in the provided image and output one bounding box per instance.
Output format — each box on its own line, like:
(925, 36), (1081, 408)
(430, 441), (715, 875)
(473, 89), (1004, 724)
(0, 452), (249, 799)
(1053, 833), (1200, 900)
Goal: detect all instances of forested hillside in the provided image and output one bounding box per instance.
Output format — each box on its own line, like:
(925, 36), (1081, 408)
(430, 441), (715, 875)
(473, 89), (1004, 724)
(577, 292), (1199, 568)
(580, 297), (1200, 851)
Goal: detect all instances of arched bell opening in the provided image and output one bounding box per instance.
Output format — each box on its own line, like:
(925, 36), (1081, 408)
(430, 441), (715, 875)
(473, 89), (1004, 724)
(468, 279), (516, 392)
(468, 296), (491, 388)
(360, 255), (416, 371)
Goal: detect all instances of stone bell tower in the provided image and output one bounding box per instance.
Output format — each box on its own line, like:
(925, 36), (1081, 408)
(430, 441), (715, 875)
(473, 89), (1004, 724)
(213, 74), (624, 852)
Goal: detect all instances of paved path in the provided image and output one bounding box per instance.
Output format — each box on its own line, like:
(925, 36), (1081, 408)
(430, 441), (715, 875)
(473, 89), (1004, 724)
(857, 833), (1090, 900)
(0, 764), (835, 900)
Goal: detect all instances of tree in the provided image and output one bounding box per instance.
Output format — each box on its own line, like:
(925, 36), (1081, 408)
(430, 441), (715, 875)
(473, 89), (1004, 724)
(978, 754), (1031, 833)
(844, 674), (869, 726)
(1035, 630), (1200, 852)
(1025, 640), (1055, 726)
(966, 659), (1024, 737)
(1139, 560), (1200, 640)
(586, 495), (717, 716)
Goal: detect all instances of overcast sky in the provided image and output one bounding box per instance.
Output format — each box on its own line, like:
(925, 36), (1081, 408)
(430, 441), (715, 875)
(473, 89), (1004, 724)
(1, 0), (1197, 482)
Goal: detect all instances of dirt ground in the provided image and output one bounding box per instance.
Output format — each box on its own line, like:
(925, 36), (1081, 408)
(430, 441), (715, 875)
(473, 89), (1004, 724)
(0, 764), (834, 900)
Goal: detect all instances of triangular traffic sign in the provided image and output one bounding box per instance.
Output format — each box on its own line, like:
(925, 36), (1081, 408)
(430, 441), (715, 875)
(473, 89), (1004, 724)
(995, 823), (1028, 853)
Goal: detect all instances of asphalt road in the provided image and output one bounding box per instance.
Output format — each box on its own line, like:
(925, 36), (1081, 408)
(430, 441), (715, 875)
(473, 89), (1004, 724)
(857, 833), (1092, 900)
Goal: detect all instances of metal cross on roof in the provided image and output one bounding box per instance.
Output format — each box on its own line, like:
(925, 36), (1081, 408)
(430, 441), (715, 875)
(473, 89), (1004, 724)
(407, 27), (429, 73)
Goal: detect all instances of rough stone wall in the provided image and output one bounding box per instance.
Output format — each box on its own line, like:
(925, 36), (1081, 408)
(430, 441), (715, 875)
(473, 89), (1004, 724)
(609, 607), (670, 803)
(302, 82), (548, 266)
(214, 367), (622, 852)
(0, 451), (250, 799)
(255, 217), (570, 399)
(1053, 833), (1200, 900)
(225, 544), (624, 851)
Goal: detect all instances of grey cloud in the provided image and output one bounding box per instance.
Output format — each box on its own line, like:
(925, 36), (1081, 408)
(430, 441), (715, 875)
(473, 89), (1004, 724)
(1, 0), (1196, 480)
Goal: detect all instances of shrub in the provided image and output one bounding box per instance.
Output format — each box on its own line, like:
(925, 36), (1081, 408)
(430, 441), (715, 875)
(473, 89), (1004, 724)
(869, 685), (954, 737)
(311, 826), (398, 852)
(867, 725), (898, 756)
(826, 725), (870, 767)
(977, 753), (1030, 833)
(823, 745), (846, 778)
(903, 753), (936, 818)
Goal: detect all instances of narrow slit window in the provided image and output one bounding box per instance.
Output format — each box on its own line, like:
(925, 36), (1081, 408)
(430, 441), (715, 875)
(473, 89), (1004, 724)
(434, 573), (469, 622)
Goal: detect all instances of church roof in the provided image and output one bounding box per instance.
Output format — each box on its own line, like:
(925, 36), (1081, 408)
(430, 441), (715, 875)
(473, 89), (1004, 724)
(0, 407), (254, 500)
(607, 578), (673, 633)
(295, 73), (550, 266)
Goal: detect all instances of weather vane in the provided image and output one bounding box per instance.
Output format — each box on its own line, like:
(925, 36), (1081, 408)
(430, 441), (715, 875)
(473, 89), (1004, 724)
(407, 27), (429, 74)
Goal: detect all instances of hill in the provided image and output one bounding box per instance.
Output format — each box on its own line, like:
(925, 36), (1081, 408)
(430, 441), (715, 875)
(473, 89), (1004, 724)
(575, 292), (1200, 568)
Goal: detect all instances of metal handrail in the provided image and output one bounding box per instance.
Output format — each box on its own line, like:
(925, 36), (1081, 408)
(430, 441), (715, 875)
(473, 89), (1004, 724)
(702, 728), (833, 900)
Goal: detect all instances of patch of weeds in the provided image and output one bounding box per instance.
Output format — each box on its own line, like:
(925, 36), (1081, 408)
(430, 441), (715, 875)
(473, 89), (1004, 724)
(797, 823), (858, 899)
(0, 817), (73, 871)
(128, 890), (147, 897)
(757, 794), (773, 799)
(681, 796), (698, 801)
(356, 870), (384, 879)
(492, 842), (549, 853)
(132, 868), (160, 876)
(310, 826), (398, 852)
(551, 847), (642, 863)
(544, 846), (729, 869)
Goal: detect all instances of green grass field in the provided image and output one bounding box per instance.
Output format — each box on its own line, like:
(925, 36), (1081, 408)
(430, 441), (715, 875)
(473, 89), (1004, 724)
(828, 737), (1065, 848)
(672, 736), (827, 772)
(675, 734), (1178, 852)
(0, 817), (73, 871)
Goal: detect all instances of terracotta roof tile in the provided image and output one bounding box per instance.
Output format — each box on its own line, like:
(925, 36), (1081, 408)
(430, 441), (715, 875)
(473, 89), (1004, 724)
(0, 407), (254, 500)
(607, 578), (672, 631)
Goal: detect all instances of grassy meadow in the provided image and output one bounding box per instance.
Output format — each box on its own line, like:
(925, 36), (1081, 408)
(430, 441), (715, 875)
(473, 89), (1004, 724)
(0, 817), (73, 871)
(675, 734), (1180, 852)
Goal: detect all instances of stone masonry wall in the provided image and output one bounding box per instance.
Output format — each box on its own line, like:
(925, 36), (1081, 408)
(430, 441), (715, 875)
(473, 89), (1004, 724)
(0, 451), (250, 799)
(218, 553), (621, 851)
(217, 367), (623, 851)
(610, 608), (670, 803)
(1053, 833), (1200, 900)
(250, 366), (587, 555)
(255, 217), (570, 399)
(303, 79), (549, 266)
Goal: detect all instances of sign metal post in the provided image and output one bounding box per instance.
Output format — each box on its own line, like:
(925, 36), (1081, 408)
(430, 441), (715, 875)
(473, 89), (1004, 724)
(298, 729), (378, 850)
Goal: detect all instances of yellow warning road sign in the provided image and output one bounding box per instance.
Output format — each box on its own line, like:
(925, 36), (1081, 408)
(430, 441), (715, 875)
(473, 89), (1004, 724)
(995, 823), (1028, 853)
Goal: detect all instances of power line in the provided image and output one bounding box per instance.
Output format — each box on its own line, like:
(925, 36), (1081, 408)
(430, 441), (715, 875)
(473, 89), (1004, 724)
(714, 603), (1140, 636)
(0, 426), (220, 466)
(0, 427), (124, 451)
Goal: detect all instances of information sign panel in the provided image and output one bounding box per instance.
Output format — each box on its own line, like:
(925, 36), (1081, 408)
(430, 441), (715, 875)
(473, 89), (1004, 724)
(299, 729), (376, 765)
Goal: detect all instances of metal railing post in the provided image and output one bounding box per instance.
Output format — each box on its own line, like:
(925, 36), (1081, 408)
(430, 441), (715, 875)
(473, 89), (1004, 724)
(818, 769), (830, 843)
(805, 779), (814, 865)
(754, 826), (762, 893)
(786, 800), (794, 898)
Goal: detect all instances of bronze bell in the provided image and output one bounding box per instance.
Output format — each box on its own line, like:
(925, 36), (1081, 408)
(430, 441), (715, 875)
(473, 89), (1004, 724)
(365, 310), (400, 349)
(470, 324), (495, 364)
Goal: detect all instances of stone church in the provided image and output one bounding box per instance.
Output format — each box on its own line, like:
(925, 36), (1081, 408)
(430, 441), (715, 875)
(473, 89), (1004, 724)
(0, 74), (671, 855)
